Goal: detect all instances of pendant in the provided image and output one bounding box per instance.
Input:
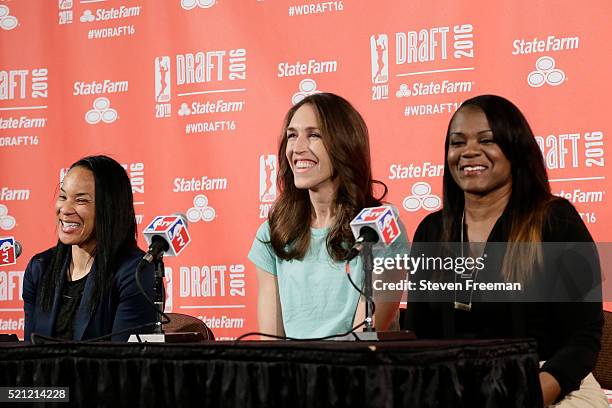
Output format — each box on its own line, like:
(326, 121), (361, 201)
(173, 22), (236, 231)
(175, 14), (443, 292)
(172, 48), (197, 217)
(459, 271), (475, 279)
(454, 301), (472, 312)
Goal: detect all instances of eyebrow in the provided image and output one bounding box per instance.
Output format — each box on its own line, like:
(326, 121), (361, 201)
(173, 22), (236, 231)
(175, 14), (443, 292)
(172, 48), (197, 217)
(449, 129), (493, 136)
(286, 126), (321, 132)
(59, 187), (93, 197)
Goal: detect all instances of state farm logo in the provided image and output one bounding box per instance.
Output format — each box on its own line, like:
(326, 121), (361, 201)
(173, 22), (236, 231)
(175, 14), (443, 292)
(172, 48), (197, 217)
(181, 0), (216, 10)
(527, 56), (565, 88)
(186, 194), (216, 223)
(370, 34), (388, 84)
(177, 103), (190, 116)
(0, 205), (16, 230)
(403, 182), (441, 212)
(292, 78), (320, 105)
(277, 58), (337, 78)
(155, 57), (171, 103)
(79, 6), (142, 22)
(73, 79), (129, 96)
(85, 97), (118, 124)
(80, 10), (95, 22)
(0, 5), (18, 31)
(396, 80), (473, 98)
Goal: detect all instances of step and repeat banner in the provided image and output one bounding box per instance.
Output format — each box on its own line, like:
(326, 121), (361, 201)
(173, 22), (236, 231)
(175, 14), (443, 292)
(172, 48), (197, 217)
(0, 0), (611, 339)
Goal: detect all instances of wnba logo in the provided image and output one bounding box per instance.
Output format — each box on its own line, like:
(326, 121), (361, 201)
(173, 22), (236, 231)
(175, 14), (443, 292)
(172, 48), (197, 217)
(259, 155), (277, 219)
(155, 56), (171, 103)
(370, 34), (388, 84)
(259, 155), (277, 203)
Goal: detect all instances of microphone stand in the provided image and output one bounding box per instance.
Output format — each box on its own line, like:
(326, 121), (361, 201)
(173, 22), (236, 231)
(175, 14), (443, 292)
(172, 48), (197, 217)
(153, 256), (166, 334)
(332, 241), (416, 342)
(362, 242), (375, 333)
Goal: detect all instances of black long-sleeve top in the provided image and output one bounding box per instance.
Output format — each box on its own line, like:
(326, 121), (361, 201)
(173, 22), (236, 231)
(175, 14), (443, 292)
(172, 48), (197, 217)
(404, 199), (603, 400)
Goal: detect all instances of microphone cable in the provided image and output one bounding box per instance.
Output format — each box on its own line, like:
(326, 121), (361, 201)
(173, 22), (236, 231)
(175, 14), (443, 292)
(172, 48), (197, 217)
(233, 259), (375, 342)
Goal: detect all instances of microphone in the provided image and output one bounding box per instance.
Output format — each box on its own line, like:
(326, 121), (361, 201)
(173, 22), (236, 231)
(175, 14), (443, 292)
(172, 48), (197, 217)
(0, 237), (22, 266)
(345, 206), (401, 261)
(142, 213), (191, 263)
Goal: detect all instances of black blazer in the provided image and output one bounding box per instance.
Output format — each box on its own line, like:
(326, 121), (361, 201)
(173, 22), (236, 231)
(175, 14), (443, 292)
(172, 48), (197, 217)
(23, 247), (156, 342)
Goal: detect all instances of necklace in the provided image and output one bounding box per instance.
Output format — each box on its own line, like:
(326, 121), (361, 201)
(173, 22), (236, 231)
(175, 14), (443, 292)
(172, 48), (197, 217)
(454, 211), (478, 312)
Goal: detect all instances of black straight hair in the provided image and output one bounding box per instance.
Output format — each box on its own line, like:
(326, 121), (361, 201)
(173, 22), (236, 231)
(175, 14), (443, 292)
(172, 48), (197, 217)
(39, 155), (137, 312)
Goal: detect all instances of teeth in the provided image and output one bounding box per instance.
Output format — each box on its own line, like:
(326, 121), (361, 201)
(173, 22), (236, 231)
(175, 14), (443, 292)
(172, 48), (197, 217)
(295, 160), (315, 169)
(62, 221), (80, 228)
(463, 165), (486, 171)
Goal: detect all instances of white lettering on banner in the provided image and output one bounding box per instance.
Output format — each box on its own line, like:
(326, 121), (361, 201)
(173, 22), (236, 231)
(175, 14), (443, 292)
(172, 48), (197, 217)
(184, 120), (236, 134)
(288, 1), (344, 16)
(0, 187), (30, 201)
(173, 177), (228, 192)
(535, 131), (605, 169)
(389, 163), (444, 179)
(73, 80), (129, 96)
(175, 49), (247, 85)
(578, 212), (597, 224)
(198, 316), (244, 329)
(0, 68), (49, 100)
(189, 100), (245, 115)
(0, 271), (23, 301)
(119, 163), (145, 194)
(277, 59), (338, 78)
(512, 35), (580, 55)
(409, 80), (473, 96)
(179, 264), (245, 298)
(0, 136), (39, 147)
(0, 117), (47, 129)
(95, 6), (141, 21)
(395, 24), (474, 64)
(404, 102), (461, 117)
(556, 189), (604, 204)
(87, 25), (135, 39)
(0, 318), (24, 331)
(129, 163), (145, 195)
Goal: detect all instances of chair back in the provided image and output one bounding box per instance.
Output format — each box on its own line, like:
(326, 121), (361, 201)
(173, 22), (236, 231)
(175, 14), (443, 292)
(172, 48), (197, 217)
(163, 313), (215, 340)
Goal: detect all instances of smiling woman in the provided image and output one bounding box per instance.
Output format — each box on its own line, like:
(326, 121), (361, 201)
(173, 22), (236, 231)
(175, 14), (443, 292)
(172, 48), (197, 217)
(406, 95), (607, 407)
(56, 167), (96, 254)
(22, 155), (156, 342)
(248, 93), (409, 339)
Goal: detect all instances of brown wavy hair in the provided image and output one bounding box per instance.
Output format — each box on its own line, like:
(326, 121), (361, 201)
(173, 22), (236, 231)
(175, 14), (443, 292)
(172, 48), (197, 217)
(441, 95), (557, 283)
(269, 93), (387, 261)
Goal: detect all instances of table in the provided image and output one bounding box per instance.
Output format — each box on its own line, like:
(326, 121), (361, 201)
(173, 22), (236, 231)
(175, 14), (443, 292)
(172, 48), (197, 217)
(0, 339), (542, 407)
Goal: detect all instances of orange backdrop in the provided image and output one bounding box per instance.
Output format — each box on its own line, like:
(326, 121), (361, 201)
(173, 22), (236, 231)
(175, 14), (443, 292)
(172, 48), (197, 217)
(1, 0), (611, 340)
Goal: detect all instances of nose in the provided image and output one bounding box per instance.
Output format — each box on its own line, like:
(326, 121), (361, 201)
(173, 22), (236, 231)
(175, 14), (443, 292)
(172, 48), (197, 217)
(460, 139), (482, 158)
(293, 132), (309, 153)
(57, 201), (75, 216)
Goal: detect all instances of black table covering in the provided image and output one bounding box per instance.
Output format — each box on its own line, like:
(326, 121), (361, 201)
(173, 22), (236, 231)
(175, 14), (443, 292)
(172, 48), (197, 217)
(0, 339), (542, 408)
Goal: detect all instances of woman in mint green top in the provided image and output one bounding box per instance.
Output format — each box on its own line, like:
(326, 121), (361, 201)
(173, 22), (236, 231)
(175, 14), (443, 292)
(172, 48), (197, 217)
(248, 93), (409, 339)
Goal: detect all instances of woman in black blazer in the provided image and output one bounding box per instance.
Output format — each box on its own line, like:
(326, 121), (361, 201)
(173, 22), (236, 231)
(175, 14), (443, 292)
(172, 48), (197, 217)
(23, 155), (156, 342)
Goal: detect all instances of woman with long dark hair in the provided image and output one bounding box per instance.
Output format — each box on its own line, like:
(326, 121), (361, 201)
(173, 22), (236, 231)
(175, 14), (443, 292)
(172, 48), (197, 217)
(23, 155), (155, 341)
(406, 95), (606, 406)
(249, 93), (409, 338)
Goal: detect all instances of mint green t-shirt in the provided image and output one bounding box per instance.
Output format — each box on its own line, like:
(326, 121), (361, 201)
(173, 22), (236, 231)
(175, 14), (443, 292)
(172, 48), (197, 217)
(248, 216), (409, 339)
